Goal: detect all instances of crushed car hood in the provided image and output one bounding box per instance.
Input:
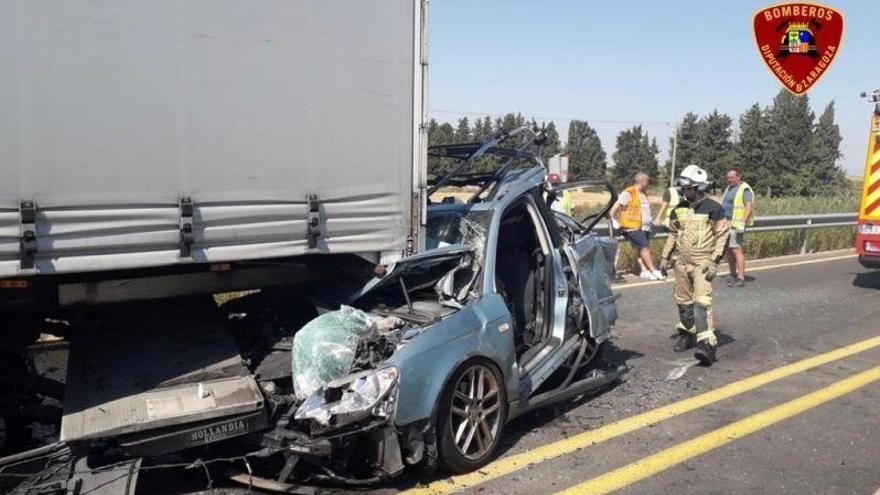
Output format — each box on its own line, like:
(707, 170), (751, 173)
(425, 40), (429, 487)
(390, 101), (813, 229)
(348, 244), (475, 304)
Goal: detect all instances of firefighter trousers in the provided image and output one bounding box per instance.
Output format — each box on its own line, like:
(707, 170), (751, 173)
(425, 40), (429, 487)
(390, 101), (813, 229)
(673, 260), (718, 347)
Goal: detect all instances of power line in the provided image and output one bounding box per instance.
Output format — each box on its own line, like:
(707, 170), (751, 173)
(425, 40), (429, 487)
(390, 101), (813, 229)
(427, 108), (677, 127)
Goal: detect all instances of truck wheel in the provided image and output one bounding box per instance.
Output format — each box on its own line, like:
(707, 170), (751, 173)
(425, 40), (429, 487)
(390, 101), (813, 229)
(437, 360), (507, 473)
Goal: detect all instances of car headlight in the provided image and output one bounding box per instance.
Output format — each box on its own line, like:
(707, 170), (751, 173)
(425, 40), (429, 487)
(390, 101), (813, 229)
(294, 366), (399, 429)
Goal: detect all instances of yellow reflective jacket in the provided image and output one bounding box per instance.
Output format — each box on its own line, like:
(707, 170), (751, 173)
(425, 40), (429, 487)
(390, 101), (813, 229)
(723, 181), (755, 229)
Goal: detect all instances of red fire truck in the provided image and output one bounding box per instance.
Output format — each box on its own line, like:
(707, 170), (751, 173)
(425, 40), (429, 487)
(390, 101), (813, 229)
(858, 89), (880, 268)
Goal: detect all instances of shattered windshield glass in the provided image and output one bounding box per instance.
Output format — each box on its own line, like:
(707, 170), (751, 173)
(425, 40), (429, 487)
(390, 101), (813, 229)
(426, 210), (491, 306)
(426, 210), (491, 257)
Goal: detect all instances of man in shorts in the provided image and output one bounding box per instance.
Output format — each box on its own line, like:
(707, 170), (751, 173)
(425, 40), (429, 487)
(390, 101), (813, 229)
(610, 172), (662, 280)
(722, 168), (755, 287)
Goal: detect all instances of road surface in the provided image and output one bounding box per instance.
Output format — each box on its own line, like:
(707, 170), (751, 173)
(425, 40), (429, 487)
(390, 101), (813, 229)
(359, 250), (880, 495)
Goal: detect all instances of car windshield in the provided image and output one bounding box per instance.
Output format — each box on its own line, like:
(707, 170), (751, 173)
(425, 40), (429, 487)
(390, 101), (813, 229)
(426, 210), (492, 256)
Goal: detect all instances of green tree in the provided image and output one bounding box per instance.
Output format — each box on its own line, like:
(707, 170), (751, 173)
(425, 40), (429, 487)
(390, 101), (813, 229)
(611, 125), (659, 188)
(804, 101), (847, 195)
(529, 120), (562, 160)
(542, 121), (562, 159)
(426, 119), (457, 176)
(454, 117), (471, 142)
(765, 89), (815, 196)
(733, 103), (773, 195)
(472, 116), (494, 141)
(565, 120), (607, 180)
(696, 110), (735, 186)
(666, 112), (703, 182)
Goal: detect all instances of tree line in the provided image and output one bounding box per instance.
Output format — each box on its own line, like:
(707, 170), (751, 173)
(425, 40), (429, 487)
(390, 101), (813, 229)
(427, 88), (847, 196)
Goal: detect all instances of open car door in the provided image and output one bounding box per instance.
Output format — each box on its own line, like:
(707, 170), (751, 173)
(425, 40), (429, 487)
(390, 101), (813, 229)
(549, 180), (619, 344)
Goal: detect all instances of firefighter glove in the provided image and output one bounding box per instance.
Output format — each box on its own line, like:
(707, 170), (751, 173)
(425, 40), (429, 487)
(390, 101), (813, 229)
(659, 258), (670, 276)
(701, 260), (718, 281)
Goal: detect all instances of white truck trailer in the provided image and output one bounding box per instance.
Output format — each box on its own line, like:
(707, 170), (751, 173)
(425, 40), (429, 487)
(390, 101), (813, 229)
(0, 0), (427, 306)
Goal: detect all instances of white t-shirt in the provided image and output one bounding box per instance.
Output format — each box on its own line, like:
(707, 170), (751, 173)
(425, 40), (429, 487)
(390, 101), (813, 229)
(617, 189), (652, 231)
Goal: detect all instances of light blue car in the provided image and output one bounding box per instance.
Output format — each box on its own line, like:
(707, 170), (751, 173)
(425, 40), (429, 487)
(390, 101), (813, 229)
(276, 127), (623, 484)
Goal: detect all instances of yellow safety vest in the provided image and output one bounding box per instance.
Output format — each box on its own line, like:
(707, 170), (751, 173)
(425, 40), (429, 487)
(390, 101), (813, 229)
(619, 186), (642, 230)
(723, 181), (755, 228)
(560, 190), (573, 216)
(663, 187), (680, 228)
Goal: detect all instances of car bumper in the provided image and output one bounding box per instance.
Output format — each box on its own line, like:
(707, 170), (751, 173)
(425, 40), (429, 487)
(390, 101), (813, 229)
(859, 254), (880, 269)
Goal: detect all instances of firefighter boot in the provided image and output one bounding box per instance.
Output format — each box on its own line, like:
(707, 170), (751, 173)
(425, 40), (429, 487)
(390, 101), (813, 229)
(674, 326), (696, 352)
(674, 305), (696, 352)
(694, 341), (717, 365)
(693, 302), (718, 366)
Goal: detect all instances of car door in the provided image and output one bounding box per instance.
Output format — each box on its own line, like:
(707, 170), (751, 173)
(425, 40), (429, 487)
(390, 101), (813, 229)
(548, 180), (619, 344)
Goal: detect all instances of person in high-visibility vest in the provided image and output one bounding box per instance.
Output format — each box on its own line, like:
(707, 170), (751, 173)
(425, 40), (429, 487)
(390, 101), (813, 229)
(721, 167), (755, 287)
(654, 185), (681, 229)
(609, 172), (663, 280)
(547, 173), (573, 216)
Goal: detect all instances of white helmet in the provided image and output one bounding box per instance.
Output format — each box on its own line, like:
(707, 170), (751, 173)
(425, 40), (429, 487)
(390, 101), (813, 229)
(676, 164), (711, 192)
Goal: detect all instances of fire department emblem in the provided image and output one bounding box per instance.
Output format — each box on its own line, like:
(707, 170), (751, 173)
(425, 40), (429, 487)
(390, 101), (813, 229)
(753, 3), (844, 95)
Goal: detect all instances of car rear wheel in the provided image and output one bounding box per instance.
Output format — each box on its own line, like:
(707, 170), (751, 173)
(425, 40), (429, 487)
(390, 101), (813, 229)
(437, 360), (508, 473)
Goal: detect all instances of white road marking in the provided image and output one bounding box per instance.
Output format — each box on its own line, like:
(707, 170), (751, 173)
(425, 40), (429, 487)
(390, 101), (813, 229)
(614, 253), (857, 291)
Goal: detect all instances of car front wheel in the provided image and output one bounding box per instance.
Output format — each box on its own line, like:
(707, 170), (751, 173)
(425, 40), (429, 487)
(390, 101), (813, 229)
(437, 360), (508, 473)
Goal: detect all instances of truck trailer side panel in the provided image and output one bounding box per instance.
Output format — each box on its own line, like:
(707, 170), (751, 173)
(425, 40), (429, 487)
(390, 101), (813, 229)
(0, 0), (425, 277)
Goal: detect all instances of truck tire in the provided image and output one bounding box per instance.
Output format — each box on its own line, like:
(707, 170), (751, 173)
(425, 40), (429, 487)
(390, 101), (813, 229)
(437, 359), (508, 473)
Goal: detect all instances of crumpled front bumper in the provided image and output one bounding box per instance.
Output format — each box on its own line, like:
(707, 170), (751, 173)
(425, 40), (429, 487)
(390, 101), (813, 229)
(259, 416), (412, 486)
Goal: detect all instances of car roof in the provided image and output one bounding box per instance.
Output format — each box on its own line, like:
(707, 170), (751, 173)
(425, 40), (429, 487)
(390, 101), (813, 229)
(429, 165), (546, 216)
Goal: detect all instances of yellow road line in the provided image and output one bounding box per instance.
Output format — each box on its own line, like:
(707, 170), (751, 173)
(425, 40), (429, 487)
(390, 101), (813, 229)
(615, 253), (857, 290)
(400, 335), (880, 495)
(554, 364), (880, 495)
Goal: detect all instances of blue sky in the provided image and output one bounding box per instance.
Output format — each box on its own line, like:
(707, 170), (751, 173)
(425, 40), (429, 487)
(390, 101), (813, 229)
(428, 0), (874, 175)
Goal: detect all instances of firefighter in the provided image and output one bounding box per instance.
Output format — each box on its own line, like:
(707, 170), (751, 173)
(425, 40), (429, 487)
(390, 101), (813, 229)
(658, 165), (730, 365)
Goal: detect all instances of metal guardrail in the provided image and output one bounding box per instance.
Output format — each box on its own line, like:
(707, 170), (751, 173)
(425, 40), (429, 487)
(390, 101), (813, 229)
(599, 212), (858, 257)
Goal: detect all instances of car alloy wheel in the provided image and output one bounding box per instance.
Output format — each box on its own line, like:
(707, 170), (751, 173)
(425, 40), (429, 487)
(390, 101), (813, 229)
(448, 364), (503, 460)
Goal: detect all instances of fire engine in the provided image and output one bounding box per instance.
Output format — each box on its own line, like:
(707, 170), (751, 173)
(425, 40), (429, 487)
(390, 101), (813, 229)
(858, 89), (880, 268)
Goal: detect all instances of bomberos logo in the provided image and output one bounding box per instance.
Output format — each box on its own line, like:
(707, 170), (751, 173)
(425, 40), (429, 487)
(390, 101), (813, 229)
(752, 3), (844, 95)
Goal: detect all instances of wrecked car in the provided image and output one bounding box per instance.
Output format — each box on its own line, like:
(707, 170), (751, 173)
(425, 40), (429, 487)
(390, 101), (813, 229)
(0, 128), (622, 492)
(245, 127), (624, 483)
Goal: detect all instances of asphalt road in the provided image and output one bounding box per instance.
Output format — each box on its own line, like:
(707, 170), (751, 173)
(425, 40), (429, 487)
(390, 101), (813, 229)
(367, 250), (880, 495)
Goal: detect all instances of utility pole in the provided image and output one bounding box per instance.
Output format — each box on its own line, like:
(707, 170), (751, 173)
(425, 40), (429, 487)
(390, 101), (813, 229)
(669, 125), (679, 184)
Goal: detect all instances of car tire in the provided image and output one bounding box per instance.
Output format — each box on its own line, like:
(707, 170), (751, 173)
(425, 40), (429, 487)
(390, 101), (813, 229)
(436, 359), (508, 474)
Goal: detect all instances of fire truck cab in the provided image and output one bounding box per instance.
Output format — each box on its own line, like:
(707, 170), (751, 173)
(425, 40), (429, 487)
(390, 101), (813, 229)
(857, 90), (880, 268)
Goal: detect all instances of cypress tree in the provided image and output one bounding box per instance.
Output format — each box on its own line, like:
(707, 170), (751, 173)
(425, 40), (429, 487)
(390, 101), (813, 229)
(666, 112), (703, 181)
(806, 101), (847, 195)
(454, 117), (471, 142)
(611, 125), (659, 189)
(565, 120), (607, 180)
(733, 103), (773, 195)
(765, 89), (815, 197)
(696, 110), (735, 186)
